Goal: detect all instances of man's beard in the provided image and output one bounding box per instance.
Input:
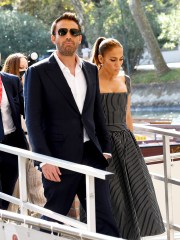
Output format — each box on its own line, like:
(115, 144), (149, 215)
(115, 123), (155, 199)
(58, 41), (77, 56)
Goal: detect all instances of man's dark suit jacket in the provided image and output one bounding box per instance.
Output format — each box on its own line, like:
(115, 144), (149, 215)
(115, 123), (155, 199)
(24, 55), (111, 168)
(0, 72), (28, 210)
(0, 72), (28, 149)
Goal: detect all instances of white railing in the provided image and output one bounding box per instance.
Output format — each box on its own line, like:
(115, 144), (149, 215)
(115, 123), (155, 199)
(0, 144), (121, 240)
(134, 123), (180, 240)
(0, 124), (180, 239)
(0, 210), (119, 240)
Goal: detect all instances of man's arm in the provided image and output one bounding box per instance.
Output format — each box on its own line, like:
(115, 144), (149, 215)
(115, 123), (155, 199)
(93, 66), (112, 155)
(24, 66), (62, 181)
(24, 66), (51, 156)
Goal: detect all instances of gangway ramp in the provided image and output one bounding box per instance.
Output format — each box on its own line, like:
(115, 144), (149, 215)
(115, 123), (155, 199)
(0, 210), (123, 240)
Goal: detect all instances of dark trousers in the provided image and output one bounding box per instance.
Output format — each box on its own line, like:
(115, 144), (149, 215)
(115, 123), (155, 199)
(0, 131), (19, 209)
(42, 141), (119, 237)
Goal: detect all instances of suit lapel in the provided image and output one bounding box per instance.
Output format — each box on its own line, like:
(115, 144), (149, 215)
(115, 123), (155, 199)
(46, 56), (93, 114)
(46, 55), (80, 114)
(82, 61), (93, 113)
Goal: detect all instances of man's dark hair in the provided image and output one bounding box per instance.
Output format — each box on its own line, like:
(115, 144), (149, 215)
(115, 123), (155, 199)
(51, 12), (81, 35)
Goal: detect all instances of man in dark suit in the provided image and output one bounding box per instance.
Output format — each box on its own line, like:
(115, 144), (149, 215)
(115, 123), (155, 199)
(24, 12), (119, 237)
(0, 71), (28, 210)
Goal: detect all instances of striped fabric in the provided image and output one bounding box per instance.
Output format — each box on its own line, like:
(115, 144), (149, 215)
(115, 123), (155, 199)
(100, 76), (165, 239)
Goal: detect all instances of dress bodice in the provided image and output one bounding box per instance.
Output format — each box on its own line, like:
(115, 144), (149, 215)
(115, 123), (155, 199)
(100, 76), (131, 126)
(100, 93), (128, 125)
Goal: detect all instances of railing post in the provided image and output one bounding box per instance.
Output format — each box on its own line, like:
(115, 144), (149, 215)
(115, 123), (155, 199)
(86, 175), (96, 232)
(18, 156), (28, 215)
(163, 135), (174, 240)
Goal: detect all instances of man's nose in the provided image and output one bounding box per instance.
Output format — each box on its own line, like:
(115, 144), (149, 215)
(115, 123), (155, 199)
(66, 31), (72, 38)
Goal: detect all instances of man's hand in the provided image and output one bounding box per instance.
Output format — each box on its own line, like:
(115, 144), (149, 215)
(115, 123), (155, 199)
(42, 164), (61, 182)
(103, 153), (112, 160)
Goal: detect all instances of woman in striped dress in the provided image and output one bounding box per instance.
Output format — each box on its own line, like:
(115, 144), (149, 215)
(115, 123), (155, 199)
(91, 37), (165, 239)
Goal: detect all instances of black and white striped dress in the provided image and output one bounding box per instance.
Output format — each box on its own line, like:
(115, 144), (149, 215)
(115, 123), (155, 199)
(100, 76), (165, 240)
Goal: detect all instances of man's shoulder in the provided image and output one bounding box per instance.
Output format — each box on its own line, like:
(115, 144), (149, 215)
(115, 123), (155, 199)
(30, 54), (55, 70)
(81, 59), (97, 70)
(1, 71), (19, 82)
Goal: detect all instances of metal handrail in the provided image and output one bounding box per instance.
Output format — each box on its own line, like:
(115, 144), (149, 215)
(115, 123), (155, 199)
(0, 210), (120, 240)
(134, 123), (180, 240)
(134, 123), (180, 138)
(0, 143), (116, 237)
(0, 123), (180, 239)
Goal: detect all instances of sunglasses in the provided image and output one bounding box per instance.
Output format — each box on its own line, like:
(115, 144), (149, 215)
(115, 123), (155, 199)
(57, 28), (81, 37)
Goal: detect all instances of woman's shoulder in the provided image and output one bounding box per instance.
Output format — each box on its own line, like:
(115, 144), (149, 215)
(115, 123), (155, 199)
(124, 74), (131, 93)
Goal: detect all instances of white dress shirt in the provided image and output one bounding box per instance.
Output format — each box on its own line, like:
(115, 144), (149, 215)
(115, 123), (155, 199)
(1, 84), (16, 135)
(54, 51), (90, 142)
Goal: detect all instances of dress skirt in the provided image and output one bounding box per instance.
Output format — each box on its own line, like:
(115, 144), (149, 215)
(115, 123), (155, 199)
(107, 124), (165, 240)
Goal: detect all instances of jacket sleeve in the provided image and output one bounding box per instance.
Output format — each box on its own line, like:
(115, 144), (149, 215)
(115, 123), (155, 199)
(17, 78), (25, 117)
(93, 66), (112, 154)
(24, 66), (52, 158)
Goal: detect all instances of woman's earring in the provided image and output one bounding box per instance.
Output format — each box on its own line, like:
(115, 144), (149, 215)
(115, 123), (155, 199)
(99, 63), (103, 70)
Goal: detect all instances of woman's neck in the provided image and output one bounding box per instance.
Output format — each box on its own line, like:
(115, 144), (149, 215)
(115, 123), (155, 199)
(99, 68), (117, 81)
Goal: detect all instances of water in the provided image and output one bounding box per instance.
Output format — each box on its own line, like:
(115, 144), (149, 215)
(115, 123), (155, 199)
(131, 107), (180, 123)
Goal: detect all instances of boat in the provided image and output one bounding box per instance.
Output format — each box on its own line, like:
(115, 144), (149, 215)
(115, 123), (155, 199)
(134, 119), (180, 161)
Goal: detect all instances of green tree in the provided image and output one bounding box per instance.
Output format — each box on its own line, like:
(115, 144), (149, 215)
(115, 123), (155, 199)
(80, 0), (144, 73)
(0, 10), (53, 62)
(1, 0), (178, 74)
(128, 0), (170, 75)
(140, 0), (180, 49)
(158, 3), (180, 49)
(14, 0), (73, 26)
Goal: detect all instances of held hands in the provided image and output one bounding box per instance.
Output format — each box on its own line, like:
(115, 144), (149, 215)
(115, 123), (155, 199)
(42, 164), (62, 182)
(103, 153), (112, 160)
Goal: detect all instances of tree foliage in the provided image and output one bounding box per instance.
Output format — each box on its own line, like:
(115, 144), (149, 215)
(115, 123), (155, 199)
(14, 0), (73, 26)
(80, 0), (144, 73)
(128, 0), (170, 75)
(0, 0), (179, 73)
(158, 2), (180, 49)
(0, 10), (53, 62)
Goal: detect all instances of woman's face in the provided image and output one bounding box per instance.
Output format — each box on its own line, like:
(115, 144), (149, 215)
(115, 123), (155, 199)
(19, 57), (28, 78)
(19, 57), (28, 72)
(99, 46), (124, 74)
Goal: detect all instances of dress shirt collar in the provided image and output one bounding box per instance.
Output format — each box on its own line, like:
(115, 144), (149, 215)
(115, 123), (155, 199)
(53, 51), (82, 71)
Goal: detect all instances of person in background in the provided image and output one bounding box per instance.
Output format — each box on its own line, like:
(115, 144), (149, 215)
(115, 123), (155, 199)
(2, 53), (29, 133)
(2, 53), (28, 83)
(90, 37), (165, 239)
(2, 53), (46, 213)
(24, 12), (119, 237)
(81, 44), (91, 60)
(0, 70), (28, 210)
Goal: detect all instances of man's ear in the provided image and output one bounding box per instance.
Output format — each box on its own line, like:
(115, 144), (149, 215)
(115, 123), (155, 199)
(51, 35), (56, 45)
(79, 34), (82, 45)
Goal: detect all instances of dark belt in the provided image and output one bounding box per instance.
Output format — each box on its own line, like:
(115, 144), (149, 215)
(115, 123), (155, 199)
(106, 123), (127, 132)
